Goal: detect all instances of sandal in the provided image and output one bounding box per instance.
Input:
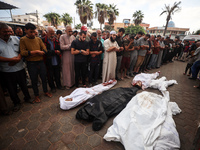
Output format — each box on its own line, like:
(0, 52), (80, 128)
(33, 96), (41, 103)
(44, 92), (52, 98)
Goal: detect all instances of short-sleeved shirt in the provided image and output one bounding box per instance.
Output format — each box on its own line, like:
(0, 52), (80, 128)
(123, 39), (134, 57)
(194, 47), (200, 62)
(138, 37), (149, 56)
(116, 35), (124, 56)
(71, 39), (90, 62)
(89, 39), (103, 63)
(0, 36), (24, 72)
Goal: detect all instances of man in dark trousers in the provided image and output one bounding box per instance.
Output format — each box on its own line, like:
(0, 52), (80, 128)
(88, 32), (103, 86)
(71, 31), (90, 87)
(42, 27), (64, 93)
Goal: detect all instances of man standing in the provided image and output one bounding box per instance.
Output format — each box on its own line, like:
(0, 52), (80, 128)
(156, 37), (165, 68)
(88, 32), (103, 86)
(120, 36), (135, 79)
(56, 30), (62, 41)
(129, 32), (143, 76)
(115, 28), (125, 80)
(97, 29), (104, 79)
(60, 25), (76, 89)
(71, 31), (90, 87)
(134, 34), (150, 74)
(102, 31), (121, 83)
(0, 23), (32, 111)
(147, 35), (161, 69)
(42, 27), (64, 93)
(20, 23), (52, 103)
(15, 27), (23, 39)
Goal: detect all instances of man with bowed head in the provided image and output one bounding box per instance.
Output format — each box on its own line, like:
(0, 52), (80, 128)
(102, 31), (122, 83)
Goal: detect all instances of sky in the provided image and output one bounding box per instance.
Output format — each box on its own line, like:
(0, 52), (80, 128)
(1, 0), (200, 33)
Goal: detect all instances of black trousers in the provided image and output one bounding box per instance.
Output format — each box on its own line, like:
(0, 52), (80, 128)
(89, 62), (100, 83)
(46, 65), (61, 89)
(1, 69), (31, 105)
(27, 61), (48, 96)
(74, 62), (87, 87)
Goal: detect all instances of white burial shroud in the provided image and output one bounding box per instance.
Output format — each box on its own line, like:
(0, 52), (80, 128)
(59, 80), (117, 110)
(104, 76), (181, 150)
(132, 72), (160, 89)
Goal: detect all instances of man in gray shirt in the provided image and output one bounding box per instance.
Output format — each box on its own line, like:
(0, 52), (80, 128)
(133, 34), (150, 74)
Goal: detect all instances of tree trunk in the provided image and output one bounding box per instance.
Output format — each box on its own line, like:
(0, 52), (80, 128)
(100, 24), (102, 30)
(163, 18), (170, 36)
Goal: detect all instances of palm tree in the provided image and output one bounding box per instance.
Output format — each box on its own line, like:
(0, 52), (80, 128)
(75, 23), (82, 29)
(74, 0), (93, 25)
(107, 4), (119, 28)
(95, 3), (108, 29)
(61, 13), (73, 27)
(132, 10), (144, 26)
(160, 1), (181, 36)
(43, 12), (60, 28)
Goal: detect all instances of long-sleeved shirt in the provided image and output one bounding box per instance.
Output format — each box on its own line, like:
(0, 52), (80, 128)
(20, 36), (47, 61)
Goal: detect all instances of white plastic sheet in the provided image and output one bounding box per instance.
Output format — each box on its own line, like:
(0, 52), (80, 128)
(59, 80), (117, 110)
(104, 91), (181, 150)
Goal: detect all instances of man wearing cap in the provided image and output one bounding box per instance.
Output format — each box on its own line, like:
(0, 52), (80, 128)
(76, 26), (90, 42)
(88, 32), (103, 86)
(102, 31), (122, 82)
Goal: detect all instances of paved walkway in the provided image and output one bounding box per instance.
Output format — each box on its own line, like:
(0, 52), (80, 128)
(0, 61), (200, 150)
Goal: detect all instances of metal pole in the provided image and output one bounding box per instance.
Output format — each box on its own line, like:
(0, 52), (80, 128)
(10, 9), (13, 22)
(36, 10), (39, 26)
(74, 17), (75, 28)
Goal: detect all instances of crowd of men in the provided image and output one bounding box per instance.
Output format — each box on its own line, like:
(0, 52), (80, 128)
(0, 22), (200, 115)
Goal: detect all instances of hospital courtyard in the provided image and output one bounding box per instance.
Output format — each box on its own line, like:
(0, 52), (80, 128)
(0, 60), (200, 150)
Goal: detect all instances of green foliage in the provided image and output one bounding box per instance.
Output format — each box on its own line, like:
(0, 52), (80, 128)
(107, 4), (119, 26)
(125, 25), (146, 35)
(95, 3), (108, 29)
(75, 23), (82, 29)
(61, 13), (73, 26)
(132, 10), (144, 26)
(74, 0), (93, 25)
(43, 12), (60, 28)
(104, 25), (112, 31)
(194, 29), (200, 35)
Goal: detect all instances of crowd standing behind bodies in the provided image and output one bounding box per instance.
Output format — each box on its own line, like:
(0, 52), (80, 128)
(0, 22), (200, 115)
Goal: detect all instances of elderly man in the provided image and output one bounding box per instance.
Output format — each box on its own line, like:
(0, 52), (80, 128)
(102, 31), (122, 82)
(71, 31), (90, 87)
(20, 23), (52, 103)
(0, 23), (32, 111)
(60, 25), (76, 89)
(42, 27), (64, 93)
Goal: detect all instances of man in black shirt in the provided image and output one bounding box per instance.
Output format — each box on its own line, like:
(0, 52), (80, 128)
(115, 28), (125, 80)
(71, 31), (90, 87)
(88, 32), (103, 86)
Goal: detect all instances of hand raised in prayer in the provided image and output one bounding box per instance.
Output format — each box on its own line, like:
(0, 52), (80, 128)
(56, 50), (60, 55)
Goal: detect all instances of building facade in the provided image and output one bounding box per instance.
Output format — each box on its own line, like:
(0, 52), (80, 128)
(13, 13), (42, 26)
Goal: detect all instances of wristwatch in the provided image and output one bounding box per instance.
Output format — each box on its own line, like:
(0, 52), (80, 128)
(79, 50), (82, 53)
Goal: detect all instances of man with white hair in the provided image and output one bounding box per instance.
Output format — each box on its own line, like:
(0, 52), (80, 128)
(102, 31), (122, 82)
(60, 25), (76, 89)
(42, 27), (64, 93)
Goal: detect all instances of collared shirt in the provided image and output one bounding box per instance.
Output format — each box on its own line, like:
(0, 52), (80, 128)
(47, 39), (58, 66)
(138, 37), (149, 56)
(0, 36), (24, 72)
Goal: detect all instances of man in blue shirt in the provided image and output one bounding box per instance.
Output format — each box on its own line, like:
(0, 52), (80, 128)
(0, 23), (32, 111)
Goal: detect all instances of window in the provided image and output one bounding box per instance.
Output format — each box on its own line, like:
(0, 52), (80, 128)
(13, 19), (16, 22)
(18, 19), (21, 21)
(24, 19), (27, 22)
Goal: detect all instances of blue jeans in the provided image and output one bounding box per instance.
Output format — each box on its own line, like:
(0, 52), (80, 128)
(191, 60), (200, 79)
(27, 61), (48, 96)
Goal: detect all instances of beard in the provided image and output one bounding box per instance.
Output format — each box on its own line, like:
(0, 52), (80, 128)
(110, 36), (115, 43)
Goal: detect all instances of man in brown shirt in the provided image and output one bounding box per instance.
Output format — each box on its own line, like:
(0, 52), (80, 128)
(20, 23), (52, 103)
